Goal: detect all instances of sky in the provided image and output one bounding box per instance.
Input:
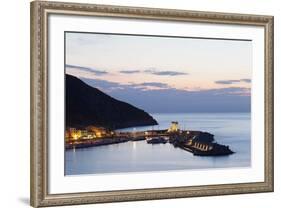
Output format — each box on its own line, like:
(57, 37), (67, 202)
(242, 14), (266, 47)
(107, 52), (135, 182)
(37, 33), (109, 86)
(65, 32), (252, 113)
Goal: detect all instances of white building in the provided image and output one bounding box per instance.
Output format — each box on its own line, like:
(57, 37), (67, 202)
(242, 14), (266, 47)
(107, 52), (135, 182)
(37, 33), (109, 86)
(168, 121), (179, 132)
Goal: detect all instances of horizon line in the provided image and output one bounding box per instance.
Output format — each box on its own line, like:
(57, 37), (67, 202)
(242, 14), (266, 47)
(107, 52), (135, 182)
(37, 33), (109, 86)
(65, 31), (252, 42)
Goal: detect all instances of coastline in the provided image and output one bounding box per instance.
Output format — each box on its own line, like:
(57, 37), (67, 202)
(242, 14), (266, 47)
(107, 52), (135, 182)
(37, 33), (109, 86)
(65, 128), (234, 156)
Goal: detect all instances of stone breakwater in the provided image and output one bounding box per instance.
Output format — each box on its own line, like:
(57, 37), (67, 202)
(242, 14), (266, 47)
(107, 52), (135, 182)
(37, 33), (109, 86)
(169, 131), (234, 156)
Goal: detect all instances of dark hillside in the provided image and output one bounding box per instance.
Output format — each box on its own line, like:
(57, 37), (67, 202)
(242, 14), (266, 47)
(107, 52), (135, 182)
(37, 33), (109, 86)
(66, 74), (158, 129)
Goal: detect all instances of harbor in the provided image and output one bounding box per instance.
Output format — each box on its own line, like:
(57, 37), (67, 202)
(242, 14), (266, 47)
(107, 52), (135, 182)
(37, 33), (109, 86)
(65, 121), (234, 156)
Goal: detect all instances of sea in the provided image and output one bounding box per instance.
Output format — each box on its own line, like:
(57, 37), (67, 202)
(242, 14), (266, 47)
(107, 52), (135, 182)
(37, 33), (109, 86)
(65, 113), (251, 175)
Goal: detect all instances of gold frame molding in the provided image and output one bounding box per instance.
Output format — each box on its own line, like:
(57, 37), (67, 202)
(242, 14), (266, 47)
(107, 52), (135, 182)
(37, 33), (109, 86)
(30, 1), (274, 207)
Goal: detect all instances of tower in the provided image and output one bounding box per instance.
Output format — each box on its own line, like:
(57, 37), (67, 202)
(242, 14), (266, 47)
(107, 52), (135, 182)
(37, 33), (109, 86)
(168, 121), (179, 132)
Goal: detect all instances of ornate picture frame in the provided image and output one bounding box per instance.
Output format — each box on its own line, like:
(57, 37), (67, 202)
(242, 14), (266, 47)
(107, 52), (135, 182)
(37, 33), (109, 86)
(30, 1), (274, 207)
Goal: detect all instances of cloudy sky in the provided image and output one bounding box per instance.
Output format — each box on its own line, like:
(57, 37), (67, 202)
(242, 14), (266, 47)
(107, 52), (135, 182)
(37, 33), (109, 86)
(65, 32), (252, 113)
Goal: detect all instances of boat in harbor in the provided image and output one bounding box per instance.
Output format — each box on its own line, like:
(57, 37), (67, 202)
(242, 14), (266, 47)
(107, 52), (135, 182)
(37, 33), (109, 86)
(146, 137), (168, 144)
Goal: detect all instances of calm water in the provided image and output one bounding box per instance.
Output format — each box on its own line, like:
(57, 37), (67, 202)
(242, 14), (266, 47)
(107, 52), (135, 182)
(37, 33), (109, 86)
(65, 113), (251, 175)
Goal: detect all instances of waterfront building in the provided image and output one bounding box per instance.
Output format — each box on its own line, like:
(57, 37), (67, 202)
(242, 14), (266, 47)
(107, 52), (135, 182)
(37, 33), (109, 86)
(65, 131), (70, 139)
(168, 121), (179, 133)
(65, 128), (82, 140)
(86, 126), (108, 138)
(81, 130), (88, 137)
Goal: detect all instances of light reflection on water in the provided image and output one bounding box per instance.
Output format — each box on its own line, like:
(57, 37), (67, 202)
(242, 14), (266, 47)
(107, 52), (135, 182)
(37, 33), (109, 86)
(65, 113), (251, 175)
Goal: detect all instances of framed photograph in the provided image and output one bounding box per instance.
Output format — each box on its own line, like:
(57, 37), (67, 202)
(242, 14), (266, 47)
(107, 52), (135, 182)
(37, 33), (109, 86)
(30, 1), (274, 207)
